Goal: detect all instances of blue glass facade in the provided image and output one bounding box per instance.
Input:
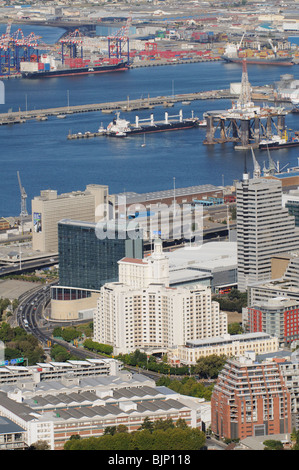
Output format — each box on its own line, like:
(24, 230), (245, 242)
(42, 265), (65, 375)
(58, 219), (143, 290)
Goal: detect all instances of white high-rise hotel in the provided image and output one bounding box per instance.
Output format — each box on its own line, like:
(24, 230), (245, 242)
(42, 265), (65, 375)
(94, 240), (227, 355)
(236, 166), (299, 292)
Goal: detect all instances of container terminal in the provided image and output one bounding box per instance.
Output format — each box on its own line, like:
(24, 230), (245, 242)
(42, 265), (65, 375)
(3, 0), (299, 80)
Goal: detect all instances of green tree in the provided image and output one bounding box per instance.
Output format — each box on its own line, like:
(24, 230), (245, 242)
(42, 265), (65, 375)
(153, 418), (174, 431)
(27, 440), (50, 450)
(83, 339), (113, 355)
(52, 327), (63, 338)
(116, 424), (128, 433)
(60, 327), (81, 343)
(132, 429), (154, 450)
(138, 417), (154, 433)
(64, 425), (206, 451)
(228, 322), (244, 335)
(0, 323), (45, 365)
(195, 354), (227, 379)
(175, 418), (188, 429)
(50, 344), (71, 362)
(263, 439), (284, 450)
(11, 299), (19, 311)
(104, 426), (117, 436)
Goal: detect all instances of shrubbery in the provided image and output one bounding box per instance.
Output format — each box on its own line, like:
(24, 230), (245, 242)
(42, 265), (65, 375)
(117, 349), (190, 375)
(83, 339), (113, 355)
(64, 418), (206, 451)
(0, 322), (45, 365)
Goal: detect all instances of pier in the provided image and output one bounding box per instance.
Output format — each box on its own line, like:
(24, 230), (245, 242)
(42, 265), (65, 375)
(0, 86), (283, 126)
(0, 90), (230, 125)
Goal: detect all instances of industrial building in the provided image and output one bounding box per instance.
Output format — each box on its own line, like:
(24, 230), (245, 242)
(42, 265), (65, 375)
(114, 184), (225, 213)
(0, 358), (122, 385)
(0, 416), (26, 451)
(0, 365), (209, 450)
(166, 241), (237, 291)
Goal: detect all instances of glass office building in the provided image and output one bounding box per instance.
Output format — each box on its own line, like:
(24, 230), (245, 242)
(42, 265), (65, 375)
(57, 219), (143, 290)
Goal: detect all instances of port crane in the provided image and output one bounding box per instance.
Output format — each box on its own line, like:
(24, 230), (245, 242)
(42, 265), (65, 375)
(237, 32), (246, 51)
(0, 24), (44, 74)
(17, 171), (28, 218)
(268, 38), (277, 55)
(108, 14), (131, 64)
(60, 29), (84, 64)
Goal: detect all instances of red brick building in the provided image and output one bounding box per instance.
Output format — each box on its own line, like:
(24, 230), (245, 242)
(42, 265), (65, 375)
(211, 355), (291, 441)
(247, 298), (299, 347)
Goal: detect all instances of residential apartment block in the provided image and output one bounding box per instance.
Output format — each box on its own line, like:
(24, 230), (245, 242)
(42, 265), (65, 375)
(246, 251), (299, 312)
(247, 297), (299, 347)
(211, 353), (291, 441)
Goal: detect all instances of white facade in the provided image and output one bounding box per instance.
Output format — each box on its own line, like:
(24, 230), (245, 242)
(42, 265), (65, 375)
(94, 240), (227, 355)
(169, 332), (279, 366)
(118, 238), (169, 288)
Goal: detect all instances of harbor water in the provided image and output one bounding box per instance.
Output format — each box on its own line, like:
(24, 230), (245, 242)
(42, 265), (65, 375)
(1, 25), (299, 217)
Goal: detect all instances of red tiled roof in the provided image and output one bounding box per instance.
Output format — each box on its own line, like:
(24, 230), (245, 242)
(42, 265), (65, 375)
(119, 257), (146, 265)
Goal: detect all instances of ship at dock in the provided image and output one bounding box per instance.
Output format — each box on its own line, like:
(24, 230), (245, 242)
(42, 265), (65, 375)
(259, 131), (299, 150)
(21, 60), (129, 79)
(221, 41), (294, 66)
(106, 110), (200, 137)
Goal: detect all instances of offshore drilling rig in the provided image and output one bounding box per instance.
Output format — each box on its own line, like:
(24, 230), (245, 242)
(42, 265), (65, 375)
(203, 60), (287, 150)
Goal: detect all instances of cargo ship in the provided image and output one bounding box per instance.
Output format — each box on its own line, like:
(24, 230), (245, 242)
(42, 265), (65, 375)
(259, 133), (299, 150)
(221, 44), (293, 66)
(106, 110), (199, 137)
(21, 61), (129, 79)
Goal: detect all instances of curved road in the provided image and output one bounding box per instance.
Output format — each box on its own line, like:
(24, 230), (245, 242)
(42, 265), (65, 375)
(16, 284), (97, 358)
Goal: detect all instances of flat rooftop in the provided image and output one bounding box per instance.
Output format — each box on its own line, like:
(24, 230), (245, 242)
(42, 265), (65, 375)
(114, 184), (222, 204)
(167, 241), (237, 271)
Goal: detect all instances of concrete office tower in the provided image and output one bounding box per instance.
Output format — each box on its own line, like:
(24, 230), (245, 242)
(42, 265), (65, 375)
(94, 240), (227, 355)
(236, 171), (299, 292)
(31, 184), (113, 253)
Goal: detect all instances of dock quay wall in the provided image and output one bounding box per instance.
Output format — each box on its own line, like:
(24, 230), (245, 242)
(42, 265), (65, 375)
(0, 89), (289, 126)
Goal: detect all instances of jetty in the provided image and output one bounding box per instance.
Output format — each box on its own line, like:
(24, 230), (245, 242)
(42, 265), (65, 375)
(0, 87), (290, 126)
